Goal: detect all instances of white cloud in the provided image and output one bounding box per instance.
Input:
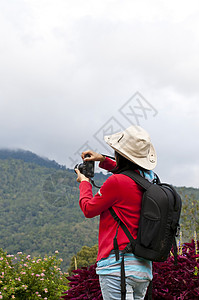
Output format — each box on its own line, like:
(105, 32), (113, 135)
(0, 0), (199, 187)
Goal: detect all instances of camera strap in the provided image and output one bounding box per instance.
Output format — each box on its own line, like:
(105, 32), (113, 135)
(90, 178), (101, 189)
(101, 154), (115, 160)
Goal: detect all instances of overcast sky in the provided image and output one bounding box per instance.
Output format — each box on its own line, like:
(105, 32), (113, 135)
(0, 0), (199, 188)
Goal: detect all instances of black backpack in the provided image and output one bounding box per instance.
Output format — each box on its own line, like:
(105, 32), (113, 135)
(109, 170), (182, 300)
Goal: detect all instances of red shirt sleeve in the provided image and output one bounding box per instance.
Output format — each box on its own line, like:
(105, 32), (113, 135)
(98, 157), (116, 172)
(79, 175), (119, 218)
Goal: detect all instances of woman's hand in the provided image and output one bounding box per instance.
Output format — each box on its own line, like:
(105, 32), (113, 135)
(81, 150), (105, 162)
(75, 150), (105, 183)
(75, 168), (90, 183)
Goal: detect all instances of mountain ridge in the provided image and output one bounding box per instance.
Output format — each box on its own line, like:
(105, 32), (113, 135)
(0, 148), (66, 170)
(0, 149), (198, 271)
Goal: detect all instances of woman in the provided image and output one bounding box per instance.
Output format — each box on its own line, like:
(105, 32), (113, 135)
(75, 125), (157, 300)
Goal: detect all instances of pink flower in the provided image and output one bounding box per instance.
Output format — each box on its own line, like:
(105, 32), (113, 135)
(22, 285), (27, 290)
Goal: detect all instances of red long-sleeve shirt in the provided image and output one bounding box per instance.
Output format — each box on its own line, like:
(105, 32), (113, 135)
(79, 158), (143, 261)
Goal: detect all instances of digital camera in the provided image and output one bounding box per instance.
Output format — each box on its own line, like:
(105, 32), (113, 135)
(74, 154), (94, 178)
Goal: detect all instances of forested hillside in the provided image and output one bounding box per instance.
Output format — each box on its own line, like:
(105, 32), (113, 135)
(0, 150), (107, 271)
(0, 149), (198, 271)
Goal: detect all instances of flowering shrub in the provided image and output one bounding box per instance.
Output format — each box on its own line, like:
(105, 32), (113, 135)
(152, 239), (199, 299)
(61, 264), (102, 299)
(0, 249), (68, 299)
(62, 240), (199, 300)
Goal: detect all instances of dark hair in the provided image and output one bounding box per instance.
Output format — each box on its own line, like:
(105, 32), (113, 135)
(114, 151), (147, 173)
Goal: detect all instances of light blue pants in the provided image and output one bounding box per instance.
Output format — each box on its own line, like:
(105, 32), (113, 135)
(99, 275), (149, 300)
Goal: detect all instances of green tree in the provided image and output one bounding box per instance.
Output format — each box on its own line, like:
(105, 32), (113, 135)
(180, 193), (199, 240)
(68, 245), (98, 274)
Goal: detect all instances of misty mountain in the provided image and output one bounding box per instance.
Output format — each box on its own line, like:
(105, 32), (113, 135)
(0, 148), (65, 169)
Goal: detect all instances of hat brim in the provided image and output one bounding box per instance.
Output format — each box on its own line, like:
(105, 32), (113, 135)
(104, 134), (157, 170)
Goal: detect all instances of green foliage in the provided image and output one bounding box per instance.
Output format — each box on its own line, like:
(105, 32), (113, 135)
(0, 151), (199, 274)
(0, 248), (68, 299)
(177, 187), (199, 241)
(0, 157), (106, 271)
(68, 245), (98, 274)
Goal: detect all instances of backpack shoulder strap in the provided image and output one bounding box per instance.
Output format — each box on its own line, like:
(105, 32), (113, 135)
(109, 207), (136, 259)
(109, 169), (152, 257)
(109, 207), (136, 246)
(119, 169), (152, 190)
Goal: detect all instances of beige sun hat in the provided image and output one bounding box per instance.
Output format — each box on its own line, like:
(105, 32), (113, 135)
(104, 125), (157, 170)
